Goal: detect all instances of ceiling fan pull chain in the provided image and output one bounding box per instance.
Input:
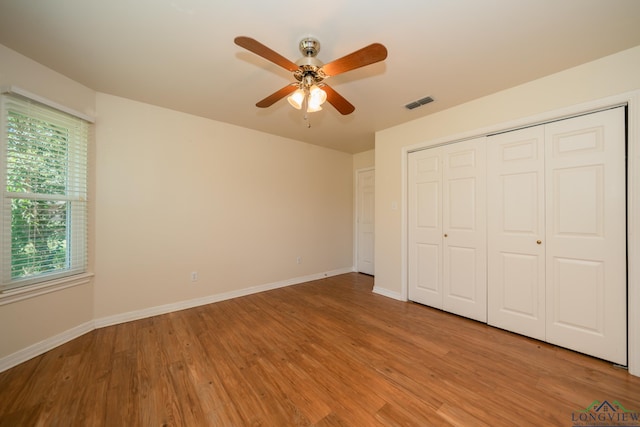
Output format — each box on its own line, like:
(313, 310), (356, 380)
(304, 109), (312, 128)
(303, 93), (311, 127)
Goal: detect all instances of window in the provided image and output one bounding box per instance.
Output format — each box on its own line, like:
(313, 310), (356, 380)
(1, 92), (90, 291)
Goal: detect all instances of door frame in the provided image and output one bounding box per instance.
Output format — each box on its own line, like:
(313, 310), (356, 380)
(400, 90), (640, 376)
(355, 167), (375, 275)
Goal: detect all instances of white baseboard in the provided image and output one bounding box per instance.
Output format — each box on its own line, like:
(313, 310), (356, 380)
(0, 268), (354, 373)
(0, 320), (94, 373)
(93, 266), (354, 329)
(372, 286), (405, 301)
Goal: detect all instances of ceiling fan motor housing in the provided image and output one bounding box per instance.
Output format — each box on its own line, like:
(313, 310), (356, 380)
(295, 38), (325, 85)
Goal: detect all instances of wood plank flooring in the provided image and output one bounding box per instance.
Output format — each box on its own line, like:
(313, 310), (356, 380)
(0, 273), (639, 426)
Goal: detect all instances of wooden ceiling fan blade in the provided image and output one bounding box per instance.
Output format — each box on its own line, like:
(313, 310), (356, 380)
(256, 84), (298, 108)
(321, 43), (387, 77)
(234, 36), (299, 72)
(322, 85), (355, 115)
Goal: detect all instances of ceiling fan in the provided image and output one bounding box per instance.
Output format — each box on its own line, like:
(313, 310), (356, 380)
(234, 36), (388, 116)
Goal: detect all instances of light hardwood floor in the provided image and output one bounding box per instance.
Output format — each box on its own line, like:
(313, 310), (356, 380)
(0, 273), (639, 426)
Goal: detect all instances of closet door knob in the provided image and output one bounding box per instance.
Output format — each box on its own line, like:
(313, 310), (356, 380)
(444, 233), (448, 238)
(536, 240), (542, 245)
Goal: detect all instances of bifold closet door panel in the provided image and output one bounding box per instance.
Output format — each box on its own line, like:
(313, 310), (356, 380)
(408, 148), (443, 308)
(545, 107), (627, 366)
(487, 126), (546, 341)
(442, 138), (487, 322)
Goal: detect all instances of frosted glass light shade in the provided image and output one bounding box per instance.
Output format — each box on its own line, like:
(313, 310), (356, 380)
(308, 85), (327, 111)
(287, 89), (305, 110)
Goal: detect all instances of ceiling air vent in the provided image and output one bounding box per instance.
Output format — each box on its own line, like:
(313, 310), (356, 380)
(405, 96), (434, 110)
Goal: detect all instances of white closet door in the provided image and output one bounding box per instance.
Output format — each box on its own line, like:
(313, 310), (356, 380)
(442, 138), (487, 322)
(408, 149), (443, 308)
(545, 107), (627, 365)
(487, 126), (546, 340)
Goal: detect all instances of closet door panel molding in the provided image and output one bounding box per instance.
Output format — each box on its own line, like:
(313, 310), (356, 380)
(408, 149), (443, 307)
(442, 138), (487, 322)
(487, 126), (546, 340)
(545, 107), (627, 365)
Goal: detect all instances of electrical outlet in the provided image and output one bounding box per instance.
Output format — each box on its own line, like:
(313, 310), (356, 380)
(296, 256), (302, 264)
(191, 271), (198, 282)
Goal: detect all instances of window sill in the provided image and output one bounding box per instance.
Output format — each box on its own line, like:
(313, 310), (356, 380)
(0, 273), (94, 306)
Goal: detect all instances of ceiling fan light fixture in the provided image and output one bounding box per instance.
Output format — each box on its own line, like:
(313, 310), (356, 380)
(288, 85), (327, 113)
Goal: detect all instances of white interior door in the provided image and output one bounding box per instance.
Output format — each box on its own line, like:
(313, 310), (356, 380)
(545, 107), (627, 365)
(356, 169), (375, 275)
(408, 149), (443, 308)
(487, 126), (546, 340)
(442, 138), (487, 322)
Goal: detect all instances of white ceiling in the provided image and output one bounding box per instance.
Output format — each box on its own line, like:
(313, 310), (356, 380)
(1, 1), (639, 154)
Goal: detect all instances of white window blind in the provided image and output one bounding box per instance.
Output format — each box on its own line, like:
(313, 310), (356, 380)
(1, 93), (89, 291)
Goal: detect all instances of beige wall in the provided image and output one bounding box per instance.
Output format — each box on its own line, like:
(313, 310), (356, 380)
(353, 149), (374, 171)
(374, 45), (640, 296)
(94, 93), (354, 318)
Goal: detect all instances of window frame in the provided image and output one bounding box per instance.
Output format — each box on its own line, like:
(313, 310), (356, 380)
(0, 87), (93, 293)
